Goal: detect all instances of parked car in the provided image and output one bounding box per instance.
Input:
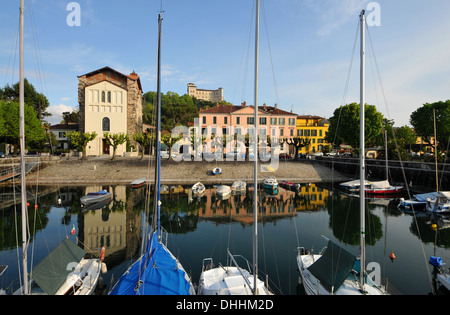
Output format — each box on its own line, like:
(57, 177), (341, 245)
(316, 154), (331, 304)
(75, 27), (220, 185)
(312, 152), (323, 157)
(340, 152), (352, 158)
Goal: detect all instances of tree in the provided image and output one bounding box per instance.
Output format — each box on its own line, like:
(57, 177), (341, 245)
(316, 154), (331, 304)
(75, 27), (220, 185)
(66, 131), (97, 160)
(104, 132), (129, 160)
(62, 111), (79, 124)
(325, 103), (384, 150)
(0, 79), (51, 120)
(283, 137), (311, 159)
(410, 100), (450, 152)
(0, 100), (46, 154)
(133, 132), (154, 159)
(143, 91), (199, 132)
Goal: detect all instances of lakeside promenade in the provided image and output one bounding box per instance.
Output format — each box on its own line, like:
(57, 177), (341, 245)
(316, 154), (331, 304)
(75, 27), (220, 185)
(21, 156), (349, 186)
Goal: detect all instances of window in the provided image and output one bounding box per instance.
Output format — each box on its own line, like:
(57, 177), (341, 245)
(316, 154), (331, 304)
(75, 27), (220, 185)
(107, 91), (111, 103)
(247, 117), (255, 125)
(213, 116), (217, 124)
(280, 129), (284, 136)
(102, 117), (110, 131)
(224, 117), (228, 124)
(236, 117), (240, 125)
(260, 117), (267, 125)
(101, 91), (106, 103)
(298, 129), (303, 137)
(319, 130), (323, 137)
(289, 118), (296, 126)
(270, 118), (277, 125)
(304, 130), (310, 137)
(279, 118), (285, 125)
(290, 129), (294, 136)
(222, 127), (228, 135)
(202, 116), (206, 124)
(58, 132), (66, 138)
(311, 130), (317, 137)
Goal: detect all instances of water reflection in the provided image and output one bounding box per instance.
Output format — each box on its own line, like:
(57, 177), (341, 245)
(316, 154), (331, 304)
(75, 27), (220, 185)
(1, 182), (449, 295)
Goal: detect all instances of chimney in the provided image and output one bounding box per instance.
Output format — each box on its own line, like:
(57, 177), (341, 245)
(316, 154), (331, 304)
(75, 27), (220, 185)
(242, 101), (246, 107)
(274, 103), (278, 109)
(263, 103), (267, 111)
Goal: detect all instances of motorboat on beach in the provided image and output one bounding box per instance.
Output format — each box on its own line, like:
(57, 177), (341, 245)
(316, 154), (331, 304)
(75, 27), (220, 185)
(192, 182), (206, 197)
(216, 185), (231, 200)
(80, 190), (112, 207)
(262, 177), (278, 191)
(212, 167), (222, 175)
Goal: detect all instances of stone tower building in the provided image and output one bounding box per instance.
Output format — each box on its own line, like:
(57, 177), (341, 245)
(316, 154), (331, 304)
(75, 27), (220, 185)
(78, 67), (143, 157)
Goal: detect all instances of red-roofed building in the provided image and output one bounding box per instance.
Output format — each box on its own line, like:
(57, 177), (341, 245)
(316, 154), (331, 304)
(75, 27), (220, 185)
(198, 102), (298, 154)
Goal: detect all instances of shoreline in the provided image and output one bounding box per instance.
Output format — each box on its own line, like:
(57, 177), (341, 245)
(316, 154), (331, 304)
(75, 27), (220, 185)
(19, 157), (350, 186)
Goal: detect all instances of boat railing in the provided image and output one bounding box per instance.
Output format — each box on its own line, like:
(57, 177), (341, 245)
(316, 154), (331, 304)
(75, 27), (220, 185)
(160, 227), (169, 247)
(201, 258), (214, 272)
(227, 249), (253, 291)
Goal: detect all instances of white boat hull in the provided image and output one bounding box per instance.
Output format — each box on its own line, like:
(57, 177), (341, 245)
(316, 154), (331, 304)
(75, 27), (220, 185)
(199, 266), (271, 295)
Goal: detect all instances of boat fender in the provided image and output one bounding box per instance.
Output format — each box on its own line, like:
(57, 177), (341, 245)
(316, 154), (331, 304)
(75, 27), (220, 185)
(389, 251), (396, 261)
(101, 262), (107, 274)
(100, 246), (105, 261)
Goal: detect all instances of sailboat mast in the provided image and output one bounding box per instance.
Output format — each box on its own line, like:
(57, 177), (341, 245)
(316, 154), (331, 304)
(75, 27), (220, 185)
(19, 0), (29, 295)
(359, 9), (366, 290)
(433, 109), (439, 192)
(153, 13), (162, 240)
(253, 0), (260, 295)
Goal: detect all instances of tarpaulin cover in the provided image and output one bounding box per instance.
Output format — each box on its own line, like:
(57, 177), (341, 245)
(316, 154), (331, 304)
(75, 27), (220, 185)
(109, 232), (191, 295)
(32, 239), (86, 295)
(307, 240), (357, 293)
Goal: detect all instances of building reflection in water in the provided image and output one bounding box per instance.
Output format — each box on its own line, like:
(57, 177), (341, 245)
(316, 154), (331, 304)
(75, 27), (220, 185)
(196, 183), (329, 225)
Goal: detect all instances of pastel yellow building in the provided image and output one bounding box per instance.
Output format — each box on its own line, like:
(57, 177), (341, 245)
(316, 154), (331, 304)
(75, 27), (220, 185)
(296, 115), (330, 154)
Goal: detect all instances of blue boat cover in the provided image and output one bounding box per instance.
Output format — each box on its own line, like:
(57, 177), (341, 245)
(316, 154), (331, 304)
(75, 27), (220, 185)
(429, 256), (443, 268)
(109, 232), (192, 295)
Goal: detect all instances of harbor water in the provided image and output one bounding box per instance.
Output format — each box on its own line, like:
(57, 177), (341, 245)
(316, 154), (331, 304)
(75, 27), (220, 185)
(0, 183), (449, 295)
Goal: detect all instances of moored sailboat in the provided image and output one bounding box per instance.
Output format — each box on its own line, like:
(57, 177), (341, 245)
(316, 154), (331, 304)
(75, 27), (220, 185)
(297, 10), (387, 295)
(108, 12), (195, 295)
(198, 0), (273, 295)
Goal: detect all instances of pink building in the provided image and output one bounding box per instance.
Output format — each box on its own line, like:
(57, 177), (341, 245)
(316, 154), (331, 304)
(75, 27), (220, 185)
(198, 102), (297, 154)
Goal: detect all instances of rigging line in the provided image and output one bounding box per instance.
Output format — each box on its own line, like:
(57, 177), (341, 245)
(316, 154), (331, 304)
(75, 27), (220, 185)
(261, 0), (279, 106)
(233, 0), (256, 104)
(2, 16), (20, 89)
(365, 24), (435, 294)
(26, 0), (48, 100)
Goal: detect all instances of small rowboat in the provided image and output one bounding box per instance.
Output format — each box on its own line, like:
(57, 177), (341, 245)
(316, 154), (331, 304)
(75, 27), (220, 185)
(80, 190), (112, 206)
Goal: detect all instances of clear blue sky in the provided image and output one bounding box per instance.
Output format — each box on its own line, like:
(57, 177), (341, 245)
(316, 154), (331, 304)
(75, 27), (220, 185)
(1, 0), (449, 127)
